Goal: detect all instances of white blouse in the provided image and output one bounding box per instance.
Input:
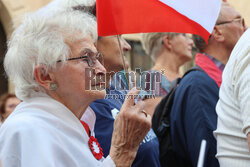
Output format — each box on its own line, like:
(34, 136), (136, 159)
(0, 96), (115, 167)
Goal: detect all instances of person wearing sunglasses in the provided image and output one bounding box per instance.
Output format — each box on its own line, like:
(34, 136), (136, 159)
(0, 9), (151, 167)
(168, 2), (247, 167)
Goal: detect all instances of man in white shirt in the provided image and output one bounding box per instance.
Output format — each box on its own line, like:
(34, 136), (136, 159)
(214, 28), (250, 166)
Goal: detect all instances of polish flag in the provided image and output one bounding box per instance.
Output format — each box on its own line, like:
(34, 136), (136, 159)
(96, 0), (221, 41)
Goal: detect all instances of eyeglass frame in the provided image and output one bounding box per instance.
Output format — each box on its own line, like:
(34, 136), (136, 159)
(56, 49), (104, 67)
(216, 17), (245, 27)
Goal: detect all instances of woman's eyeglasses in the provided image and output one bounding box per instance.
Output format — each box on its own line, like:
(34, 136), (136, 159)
(57, 49), (104, 67)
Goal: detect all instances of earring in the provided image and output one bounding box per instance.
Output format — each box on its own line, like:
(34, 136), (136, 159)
(50, 83), (58, 91)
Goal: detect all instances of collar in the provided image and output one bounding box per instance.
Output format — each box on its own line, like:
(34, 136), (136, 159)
(81, 107), (96, 134)
(12, 95), (85, 134)
(195, 53), (223, 87)
(202, 53), (225, 72)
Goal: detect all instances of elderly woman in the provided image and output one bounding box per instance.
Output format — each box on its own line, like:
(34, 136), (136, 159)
(0, 10), (151, 167)
(37, 2), (161, 166)
(0, 93), (21, 125)
(140, 33), (194, 115)
(70, 7), (161, 167)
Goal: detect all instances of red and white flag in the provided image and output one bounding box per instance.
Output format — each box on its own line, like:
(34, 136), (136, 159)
(96, 0), (221, 41)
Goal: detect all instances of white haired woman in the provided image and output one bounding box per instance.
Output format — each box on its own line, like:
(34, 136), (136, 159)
(140, 33), (194, 115)
(0, 10), (151, 167)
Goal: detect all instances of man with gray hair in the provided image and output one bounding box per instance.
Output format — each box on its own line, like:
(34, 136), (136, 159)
(168, 2), (247, 167)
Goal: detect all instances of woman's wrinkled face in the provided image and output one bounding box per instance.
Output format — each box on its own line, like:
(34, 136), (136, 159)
(4, 97), (21, 119)
(97, 35), (131, 73)
(170, 34), (194, 62)
(52, 35), (106, 103)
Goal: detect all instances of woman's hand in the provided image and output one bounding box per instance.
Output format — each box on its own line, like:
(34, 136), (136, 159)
(109, 88), (151, 167)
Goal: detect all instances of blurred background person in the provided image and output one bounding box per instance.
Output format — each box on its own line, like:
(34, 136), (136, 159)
(169, 2), (247, 167)
(0, 93), (21, 126)
(140, 32), (194, 116)
(0, 9), (151, 167)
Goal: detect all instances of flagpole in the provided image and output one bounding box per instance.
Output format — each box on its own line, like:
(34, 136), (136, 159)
(116, 35), (131, 90)
(197, 140), (207, 167)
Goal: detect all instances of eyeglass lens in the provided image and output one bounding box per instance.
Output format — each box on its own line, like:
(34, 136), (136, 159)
(84, 49), (104, 67)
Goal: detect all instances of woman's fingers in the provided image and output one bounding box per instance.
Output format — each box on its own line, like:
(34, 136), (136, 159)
(109, 89), (151, 167)
(122, 87), (141, 107)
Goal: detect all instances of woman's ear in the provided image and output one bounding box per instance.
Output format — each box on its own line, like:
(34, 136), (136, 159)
(34, 65), (54, 90)
(162, 35), (172, 50)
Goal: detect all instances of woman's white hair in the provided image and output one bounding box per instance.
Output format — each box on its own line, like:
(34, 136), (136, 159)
(4, 9), (97, 101)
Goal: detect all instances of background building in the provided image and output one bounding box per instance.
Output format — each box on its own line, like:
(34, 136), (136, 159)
(0, 0), (51, 95)
(0, 0), (249, 95)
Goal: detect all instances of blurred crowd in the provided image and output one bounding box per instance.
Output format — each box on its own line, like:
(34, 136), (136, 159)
(0, 0), (249, 167)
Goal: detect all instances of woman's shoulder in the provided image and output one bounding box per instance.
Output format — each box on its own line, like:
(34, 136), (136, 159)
(0, 102), (59, 138)
(0, 109), (44, 135)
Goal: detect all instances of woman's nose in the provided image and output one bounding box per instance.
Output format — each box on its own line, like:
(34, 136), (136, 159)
(94, 60), (106, 74)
